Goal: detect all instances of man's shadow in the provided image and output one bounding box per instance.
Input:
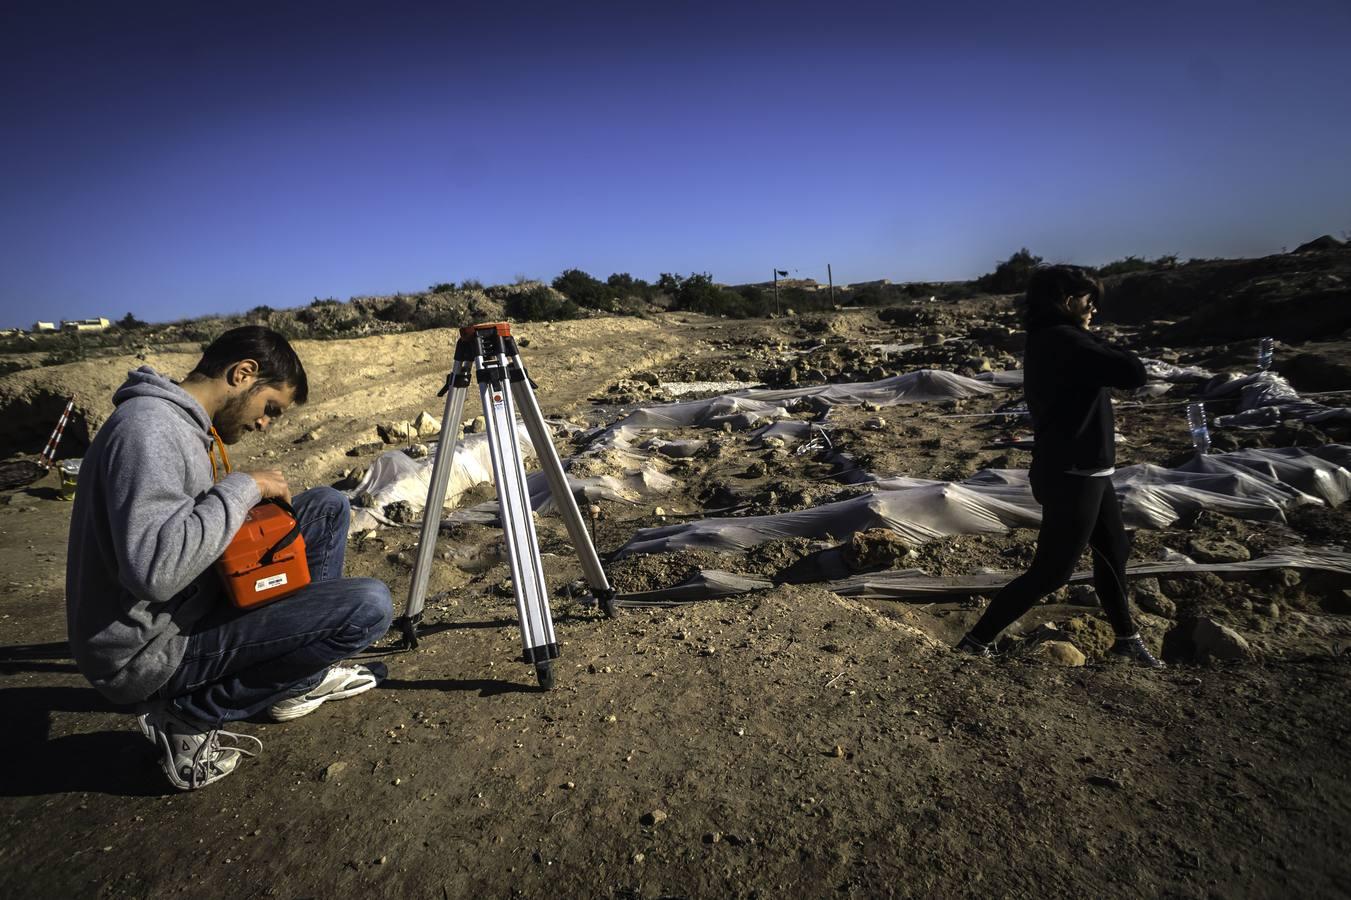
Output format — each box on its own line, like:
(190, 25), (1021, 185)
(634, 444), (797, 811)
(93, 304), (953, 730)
(0, 685), (166, 797)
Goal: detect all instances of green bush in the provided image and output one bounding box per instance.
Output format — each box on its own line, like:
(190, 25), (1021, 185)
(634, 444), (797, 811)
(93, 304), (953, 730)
(665, 273), (770, 318)
(461, 278), (485, 291)
(977, 248), (1043, 294)
(428, 282), (456, 294)
(376, 296), (417, 324)
(117, 312), (147, 330)
(552, 269), (618, 311)
(1096, 254), (1179, 277)
(506, 285), (580, 322)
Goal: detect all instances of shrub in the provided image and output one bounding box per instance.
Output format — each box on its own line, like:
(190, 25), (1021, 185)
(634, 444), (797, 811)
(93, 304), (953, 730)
(376, 296), (417, 324)
(117, 312), (148, 330)
(428, 282), (456, 294)
(461, 278), (485, 291)
(976, 248), (1043, 294)
(506, 285), (580, 321)
(552, 269), (618, 312)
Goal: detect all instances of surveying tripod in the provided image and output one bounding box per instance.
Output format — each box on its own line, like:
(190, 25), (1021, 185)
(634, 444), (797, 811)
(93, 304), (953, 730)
(394, 323), (618, 690)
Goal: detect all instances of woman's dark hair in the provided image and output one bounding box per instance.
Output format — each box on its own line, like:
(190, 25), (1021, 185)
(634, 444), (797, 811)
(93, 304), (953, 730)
(1021, 265), (1103, 330)
(189, 326), (309, 403)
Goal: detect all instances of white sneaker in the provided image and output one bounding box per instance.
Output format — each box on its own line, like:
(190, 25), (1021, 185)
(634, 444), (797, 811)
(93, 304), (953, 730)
(267, 663), (381, 722)
(139, 708), (263, 791)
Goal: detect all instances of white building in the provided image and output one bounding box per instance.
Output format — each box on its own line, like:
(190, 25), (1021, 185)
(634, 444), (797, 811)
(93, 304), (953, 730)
(61, 317), (111, 332)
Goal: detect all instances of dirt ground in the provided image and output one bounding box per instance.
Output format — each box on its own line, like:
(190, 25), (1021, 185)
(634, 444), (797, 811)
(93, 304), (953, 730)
(3, 305), (1351, 899)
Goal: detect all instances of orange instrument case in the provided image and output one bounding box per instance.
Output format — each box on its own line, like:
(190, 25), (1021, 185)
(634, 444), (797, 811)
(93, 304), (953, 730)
(216, 500), (310, 609)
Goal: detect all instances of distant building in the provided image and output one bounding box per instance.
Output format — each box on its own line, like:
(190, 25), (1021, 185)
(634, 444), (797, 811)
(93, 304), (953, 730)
(843, 279), (892, 289)
(32, 321), (57, 332)
(61, 317), (111, 333)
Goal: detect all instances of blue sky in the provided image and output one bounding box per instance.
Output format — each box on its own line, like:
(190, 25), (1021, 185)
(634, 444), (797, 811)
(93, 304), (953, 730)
(2, 0), (1349, 328)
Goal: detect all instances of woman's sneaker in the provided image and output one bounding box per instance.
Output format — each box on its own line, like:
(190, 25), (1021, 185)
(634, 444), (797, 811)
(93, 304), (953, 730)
(268, 663), (382, 722)
(139, 708), (263, 791)
(1109, 634), (1166, 669)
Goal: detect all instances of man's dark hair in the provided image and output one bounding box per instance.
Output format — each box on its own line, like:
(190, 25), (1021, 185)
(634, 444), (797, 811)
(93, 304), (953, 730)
(1021, 265), (1103, 330)
(190, 326), (309, 404)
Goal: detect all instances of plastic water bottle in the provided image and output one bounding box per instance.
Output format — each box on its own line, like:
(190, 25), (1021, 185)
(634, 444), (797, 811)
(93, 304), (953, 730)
(1257, 336), (1274, 372)
(1187, 402), (1210, 455)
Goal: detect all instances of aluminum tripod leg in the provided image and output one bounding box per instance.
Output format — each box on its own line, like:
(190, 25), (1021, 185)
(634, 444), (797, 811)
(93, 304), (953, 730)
(477, 350), (560, 688)
(396, 359), (472, 648)
(507, 353), (618, 616)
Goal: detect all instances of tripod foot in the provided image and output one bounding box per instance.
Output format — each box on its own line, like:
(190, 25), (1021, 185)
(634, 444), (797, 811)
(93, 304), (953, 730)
(597, 589), (620, 619)
(535, 661), (556, 691)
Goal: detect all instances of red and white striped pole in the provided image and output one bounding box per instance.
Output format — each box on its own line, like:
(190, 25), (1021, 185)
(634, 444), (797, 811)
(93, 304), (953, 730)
(38, 396), (75, 470)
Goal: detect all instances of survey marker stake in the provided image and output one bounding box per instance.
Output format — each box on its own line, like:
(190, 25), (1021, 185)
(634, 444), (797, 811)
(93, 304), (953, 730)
(394, 323), (619, 690)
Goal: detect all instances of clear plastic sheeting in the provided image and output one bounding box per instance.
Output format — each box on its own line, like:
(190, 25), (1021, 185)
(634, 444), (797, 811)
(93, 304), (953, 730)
(348, 428), (534, 530)
(1141, 358), (1213, 383)
(615, 481), (1043, 559)
(616, 570), (774, 607)
(828, 546), (1351, 600)
(614, 447), (1351, 558)
(1205, 371), (1351, 427)
(733, 369), (1003, 406)
(444, 466), (676, 526)
(593, 370), (1007, 449)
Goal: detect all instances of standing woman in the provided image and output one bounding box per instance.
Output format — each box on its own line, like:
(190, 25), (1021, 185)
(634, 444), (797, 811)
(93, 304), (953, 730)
(957, 265), (1163, 667)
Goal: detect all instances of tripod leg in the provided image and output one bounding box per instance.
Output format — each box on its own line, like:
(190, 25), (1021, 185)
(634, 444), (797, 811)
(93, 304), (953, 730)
(507, 355), (619, 617)
(479, 377), (560, 687)
(396, 360), (471, 649)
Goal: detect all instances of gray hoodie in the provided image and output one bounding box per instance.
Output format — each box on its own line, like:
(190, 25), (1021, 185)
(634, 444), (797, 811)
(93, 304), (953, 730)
(65, 367), (261, 704)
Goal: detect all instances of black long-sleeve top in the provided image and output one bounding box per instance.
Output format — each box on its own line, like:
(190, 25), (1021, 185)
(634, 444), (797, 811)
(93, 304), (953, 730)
(1023, 322), (1147, 476)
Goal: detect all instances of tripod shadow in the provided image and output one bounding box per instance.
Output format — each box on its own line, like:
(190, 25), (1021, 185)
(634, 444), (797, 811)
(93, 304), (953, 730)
(0, 640), (80, 675)
(0, 685), (166, 797)
(379, 675), (538, 697)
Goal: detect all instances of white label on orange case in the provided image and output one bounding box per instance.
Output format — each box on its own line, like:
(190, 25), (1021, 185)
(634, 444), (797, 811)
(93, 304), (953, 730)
(255, 573), (288, 592)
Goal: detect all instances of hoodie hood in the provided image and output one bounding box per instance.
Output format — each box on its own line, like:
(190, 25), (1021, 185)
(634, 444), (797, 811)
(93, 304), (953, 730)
(112, 367), (213, 445)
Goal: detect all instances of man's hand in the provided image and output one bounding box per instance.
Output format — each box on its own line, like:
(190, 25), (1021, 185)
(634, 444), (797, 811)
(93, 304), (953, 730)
(247, 469), (292, 505)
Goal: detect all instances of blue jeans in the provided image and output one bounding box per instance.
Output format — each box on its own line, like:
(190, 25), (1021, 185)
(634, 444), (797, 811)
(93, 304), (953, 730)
(155, 487), (393, 724)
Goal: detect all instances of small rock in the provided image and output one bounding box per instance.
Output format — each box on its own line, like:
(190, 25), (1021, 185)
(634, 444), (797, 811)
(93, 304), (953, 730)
(1256, 602), (1280, 620)
(830, 744), (846, 758)
(703, 832), (722, 845)
(320, 761), (348, 782)
(922, 333), (945, 346)
(405, 442), (430, 459)
(1066, 584), (1098, 607)
(1134, 578), (1176, 618)
(1039, 640), (1086, 667)
(632, 852), (645, 864)
(465, 416), (487, 434)
(1192, 617), (1253, 661)
(297, 427), (323, 443)
(377, 420), (416, 444)
(1087, 774), (1125, 790)
(1186, 537), (1251, 564)
(863, 416), (887, 431)
(640, 809), (668, 827)
(413, 411), (441, 437)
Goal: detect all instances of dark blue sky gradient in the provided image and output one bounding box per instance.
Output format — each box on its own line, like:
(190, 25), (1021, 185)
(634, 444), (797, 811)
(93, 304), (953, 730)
(2, 1), (1349, 327)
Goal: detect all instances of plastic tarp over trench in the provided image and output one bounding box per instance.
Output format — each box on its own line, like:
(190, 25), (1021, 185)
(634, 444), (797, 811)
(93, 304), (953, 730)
(615, 446), (1351, 558)
(613, 546), (1351, 605)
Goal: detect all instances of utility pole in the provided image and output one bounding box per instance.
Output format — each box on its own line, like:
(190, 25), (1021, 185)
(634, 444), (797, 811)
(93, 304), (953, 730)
(827, 263), (834, 305)
(773, 268), (779, 317)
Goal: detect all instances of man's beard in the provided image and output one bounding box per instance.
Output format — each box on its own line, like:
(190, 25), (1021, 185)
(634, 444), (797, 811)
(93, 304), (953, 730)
(214, 389), (255, 444)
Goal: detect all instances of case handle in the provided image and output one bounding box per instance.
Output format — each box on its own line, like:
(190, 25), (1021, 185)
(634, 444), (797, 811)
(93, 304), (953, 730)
(258, 498), (303, 566)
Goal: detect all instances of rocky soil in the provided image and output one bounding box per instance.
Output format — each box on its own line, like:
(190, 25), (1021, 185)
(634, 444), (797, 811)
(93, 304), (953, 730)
(3, 247), (1351, 898)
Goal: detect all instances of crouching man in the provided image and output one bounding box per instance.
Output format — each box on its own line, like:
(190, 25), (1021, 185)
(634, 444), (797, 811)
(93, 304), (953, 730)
(66, 326), (392, 790)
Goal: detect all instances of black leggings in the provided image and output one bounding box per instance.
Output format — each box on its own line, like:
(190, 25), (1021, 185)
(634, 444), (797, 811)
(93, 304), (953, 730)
(968, 470), (1137, 644)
